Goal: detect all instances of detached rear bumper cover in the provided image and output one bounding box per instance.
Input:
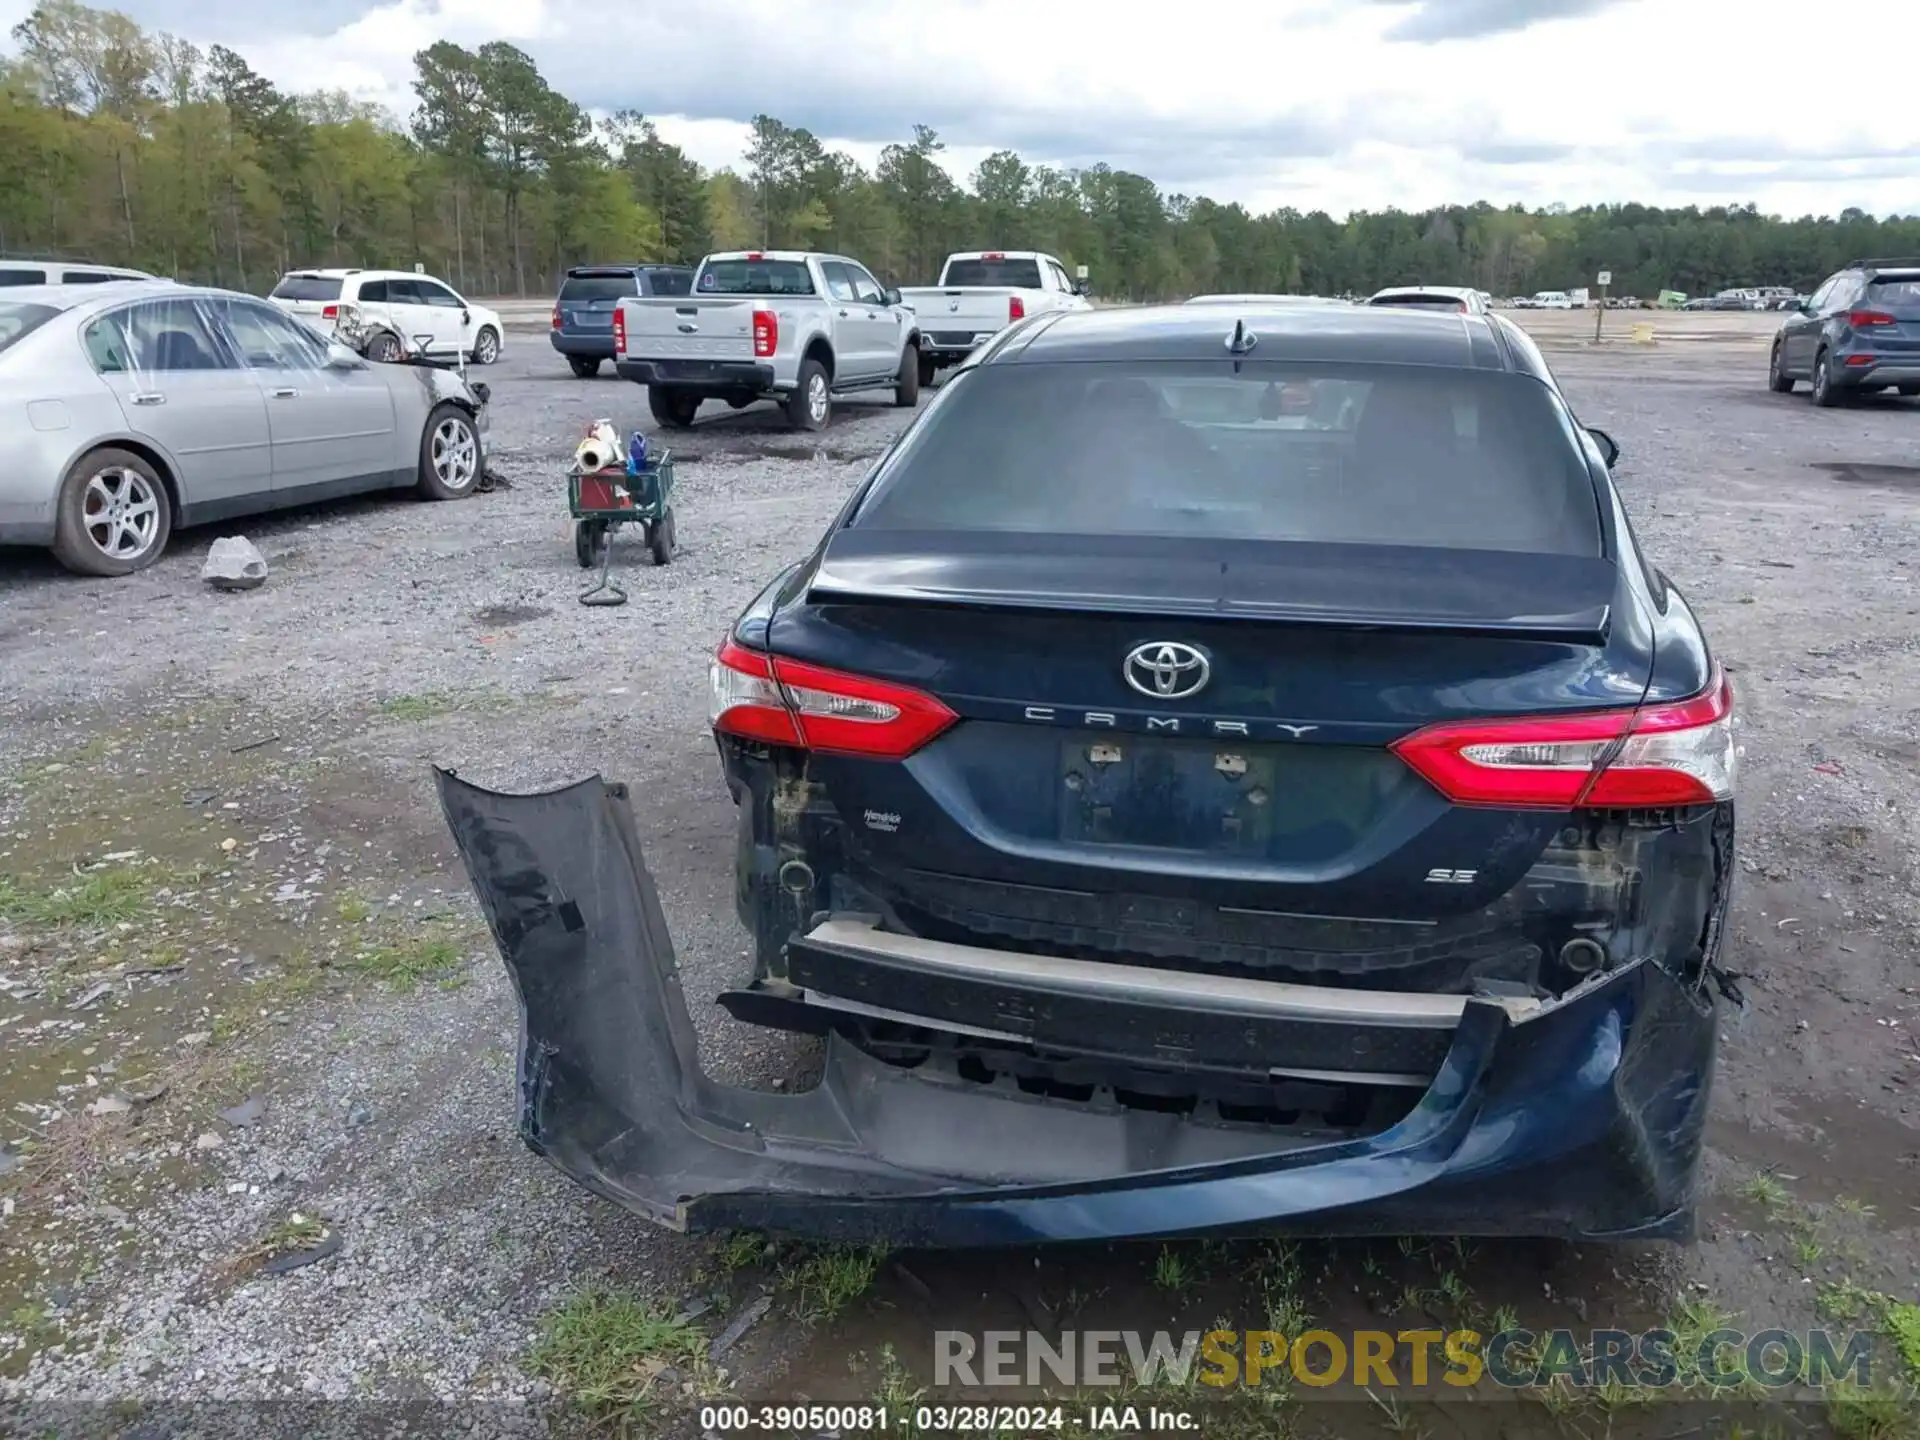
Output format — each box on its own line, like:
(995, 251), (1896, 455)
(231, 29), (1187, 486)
(437, 770), (1718, 1246)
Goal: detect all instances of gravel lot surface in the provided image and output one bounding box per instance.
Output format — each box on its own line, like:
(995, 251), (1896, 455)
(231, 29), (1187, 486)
(1, 311), (1916, 1437)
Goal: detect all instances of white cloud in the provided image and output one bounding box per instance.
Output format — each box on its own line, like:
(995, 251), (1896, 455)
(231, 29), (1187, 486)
(5, 0), (1919, 217)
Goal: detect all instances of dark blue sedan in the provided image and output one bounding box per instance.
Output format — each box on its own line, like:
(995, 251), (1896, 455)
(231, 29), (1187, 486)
(441, 301), (1739, 1247)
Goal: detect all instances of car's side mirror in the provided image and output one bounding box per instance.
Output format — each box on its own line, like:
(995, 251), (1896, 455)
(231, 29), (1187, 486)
(1074, 280), (1090, 297)
(884, 287), (902, 306)
(460, 308), (471, 325)
(324, 342), (366, 369)
(1586, 427), (1620, 468)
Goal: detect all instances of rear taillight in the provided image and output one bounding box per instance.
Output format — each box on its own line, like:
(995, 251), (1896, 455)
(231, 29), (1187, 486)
(551, 306), (562, 330)
(753, 308), (777, 358)
(710, 639), (957, 760)
(1848, 309), (1895, 327)
(613, 310), (626, 354)
(1008, 295), (1025, 322)
(321, 304), (338, 320)
(1390, 667), (1735, 809)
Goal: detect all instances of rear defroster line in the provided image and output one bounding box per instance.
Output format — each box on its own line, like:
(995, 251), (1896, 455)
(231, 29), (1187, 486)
(435, 767), (1525, 1246)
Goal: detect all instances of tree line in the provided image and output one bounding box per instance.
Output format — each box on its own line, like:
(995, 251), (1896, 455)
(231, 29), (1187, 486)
(4, 0), (1917, 300)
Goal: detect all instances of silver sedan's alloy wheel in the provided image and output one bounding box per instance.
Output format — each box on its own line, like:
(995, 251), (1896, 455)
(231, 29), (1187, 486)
(430, 416), (479, 491)
(806, 371), (828, 424)
(82, 466), (162, 562)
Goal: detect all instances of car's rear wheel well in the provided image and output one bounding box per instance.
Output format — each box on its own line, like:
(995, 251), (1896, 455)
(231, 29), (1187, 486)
(804, 337), (834, 380)
(94, 437), (180, 521)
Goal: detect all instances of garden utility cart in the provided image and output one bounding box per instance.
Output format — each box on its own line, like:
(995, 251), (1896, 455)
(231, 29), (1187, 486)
(568, 449), (676, 605)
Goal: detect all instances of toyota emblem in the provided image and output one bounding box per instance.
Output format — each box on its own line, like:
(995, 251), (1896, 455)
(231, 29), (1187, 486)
(1123, 641), (1211, 699)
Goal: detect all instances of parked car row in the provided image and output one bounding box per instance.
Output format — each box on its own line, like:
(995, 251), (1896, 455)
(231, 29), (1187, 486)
(602, 248), (1092, 430)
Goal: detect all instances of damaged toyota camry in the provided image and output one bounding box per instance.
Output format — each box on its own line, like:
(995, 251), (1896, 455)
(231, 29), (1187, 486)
(439, 302), (1738, 1247)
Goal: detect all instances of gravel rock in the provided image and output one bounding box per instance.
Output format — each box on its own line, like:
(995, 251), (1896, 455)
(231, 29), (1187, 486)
(200, 536), (269, 591)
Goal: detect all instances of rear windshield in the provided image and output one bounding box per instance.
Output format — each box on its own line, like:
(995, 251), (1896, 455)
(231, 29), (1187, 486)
(854, 361), (1602, 555)
(697, 260), (814, 295)
(646, 269), (693, 296)
(561, 272), (640, 301)
(0, 301), (60, 354)
(1371, 293), (1468, 311)
(941, 257), (1044, 289)
(1865, 275), (1920, 308)
(270, 274), (343, 302)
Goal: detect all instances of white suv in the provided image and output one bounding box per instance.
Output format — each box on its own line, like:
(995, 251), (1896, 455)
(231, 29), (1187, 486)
(1, 259), (160, 286)
(267, 268), (504, 364)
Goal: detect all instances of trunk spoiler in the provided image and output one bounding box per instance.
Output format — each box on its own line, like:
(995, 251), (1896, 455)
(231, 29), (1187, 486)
(809, 531), (1615, 642)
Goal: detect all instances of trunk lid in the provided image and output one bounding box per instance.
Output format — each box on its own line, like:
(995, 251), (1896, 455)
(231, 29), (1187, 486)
(558, 271), (641, 334)
(766, 531), (1651, 933)
(1860, 274), (1920, 353)
(560, 296), (620, 333)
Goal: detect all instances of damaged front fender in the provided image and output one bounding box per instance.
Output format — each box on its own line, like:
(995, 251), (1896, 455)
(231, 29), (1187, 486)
(437, 769), (1714, 1246)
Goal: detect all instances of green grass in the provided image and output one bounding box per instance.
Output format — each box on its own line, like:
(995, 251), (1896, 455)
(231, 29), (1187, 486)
(353, 933), (463, 992)
(782, 1242), (887, 1324)
(712, 1232), (765, 1278)
(1885, 1301), (1920, 1377)
(1152, 1245), (1191, 1293)
(527, 1287), (706, 1432)
(0, 865), (151, 928)
(1827, 1380), (1920, 1440)
(228, 1213), (329, 1276)
(1740, 1171), (1793, 1212)
(377, 693), (455, 722)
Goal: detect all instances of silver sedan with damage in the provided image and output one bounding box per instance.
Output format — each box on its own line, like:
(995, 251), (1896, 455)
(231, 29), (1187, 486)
(0, 281), (489, 577)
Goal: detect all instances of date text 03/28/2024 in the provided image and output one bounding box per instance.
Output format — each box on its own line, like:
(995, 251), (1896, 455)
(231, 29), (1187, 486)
(698, 1404), (1196, 1432)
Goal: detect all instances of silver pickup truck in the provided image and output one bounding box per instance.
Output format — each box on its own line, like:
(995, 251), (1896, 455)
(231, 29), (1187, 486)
(614, 250), (924, 431)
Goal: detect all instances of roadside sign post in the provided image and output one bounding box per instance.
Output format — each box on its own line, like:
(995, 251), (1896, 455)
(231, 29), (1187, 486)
(1595, 270), (1612, 342)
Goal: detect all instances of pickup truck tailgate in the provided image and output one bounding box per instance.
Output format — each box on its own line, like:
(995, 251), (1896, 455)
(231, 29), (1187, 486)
(617, 297), (757, 361)
(901, 288), (1023, 350)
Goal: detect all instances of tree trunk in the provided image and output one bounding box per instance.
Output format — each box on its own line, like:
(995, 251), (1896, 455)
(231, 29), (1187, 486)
(114, 144), (137, 253)
(510, 188), (524, 295)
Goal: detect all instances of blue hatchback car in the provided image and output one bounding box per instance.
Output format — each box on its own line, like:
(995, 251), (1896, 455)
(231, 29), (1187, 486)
(442, 302), (1739, 1249)
(551, 264), (693, 377)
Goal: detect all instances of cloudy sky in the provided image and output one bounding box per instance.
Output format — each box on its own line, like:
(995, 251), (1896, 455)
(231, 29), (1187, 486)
(8, 0), (1919, 218)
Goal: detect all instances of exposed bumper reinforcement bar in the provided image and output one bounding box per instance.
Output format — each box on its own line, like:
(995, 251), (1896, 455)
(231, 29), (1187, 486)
(436, 769), (1712, 1246)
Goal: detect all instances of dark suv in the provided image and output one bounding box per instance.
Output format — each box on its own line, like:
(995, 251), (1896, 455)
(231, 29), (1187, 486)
(1769, 258), (1920, 405)
(551, 264), (693, 377)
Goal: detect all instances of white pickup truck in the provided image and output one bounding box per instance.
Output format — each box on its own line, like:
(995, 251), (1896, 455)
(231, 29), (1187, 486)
(613, 250), (923, 431)
(897, 251), (1090, 385)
